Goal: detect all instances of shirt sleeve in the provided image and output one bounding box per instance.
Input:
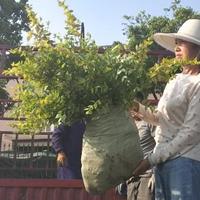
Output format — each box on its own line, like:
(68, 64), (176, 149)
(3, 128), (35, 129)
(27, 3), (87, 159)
(137, 121), (156, 158)
(52, 124), (69, 153)
(148, 84), (200, 166)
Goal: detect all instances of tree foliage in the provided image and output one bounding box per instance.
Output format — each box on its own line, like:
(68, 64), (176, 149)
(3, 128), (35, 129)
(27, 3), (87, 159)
(123, 0), (200, 49)
(123, 0), (200, 94)
(5, 0), (200, 133)
(0, 0), (29, 46)
(5, 1), (152, 133)
(0, 0), (29, 115)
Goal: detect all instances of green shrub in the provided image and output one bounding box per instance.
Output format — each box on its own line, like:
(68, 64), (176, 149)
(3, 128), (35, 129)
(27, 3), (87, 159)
(5, 1), (152, 133)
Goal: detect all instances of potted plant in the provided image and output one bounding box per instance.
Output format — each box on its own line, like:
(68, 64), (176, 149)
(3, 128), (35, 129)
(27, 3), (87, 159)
(5, 1), (153, 194)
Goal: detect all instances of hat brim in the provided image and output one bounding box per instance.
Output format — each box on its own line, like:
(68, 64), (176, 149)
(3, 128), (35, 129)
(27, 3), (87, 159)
(153, 33), (200, 52)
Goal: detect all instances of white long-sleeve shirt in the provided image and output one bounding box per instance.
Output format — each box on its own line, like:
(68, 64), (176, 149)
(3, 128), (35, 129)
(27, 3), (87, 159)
(138, 73), (200, 166)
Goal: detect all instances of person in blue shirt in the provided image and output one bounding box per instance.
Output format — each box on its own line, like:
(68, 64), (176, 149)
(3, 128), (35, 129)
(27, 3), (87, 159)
(52, 120), (86, 179)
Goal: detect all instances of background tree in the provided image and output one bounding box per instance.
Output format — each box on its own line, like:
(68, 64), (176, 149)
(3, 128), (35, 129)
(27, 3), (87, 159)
(123, 0), (200, 97)
(5, 2), (152, 133)
(0, 0), (29, 46)
(0, 0), (29, 116)
(123, 0), (200, 50)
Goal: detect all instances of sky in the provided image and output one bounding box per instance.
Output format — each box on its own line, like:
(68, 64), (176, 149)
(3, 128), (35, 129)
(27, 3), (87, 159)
(25, 0), (200, 46)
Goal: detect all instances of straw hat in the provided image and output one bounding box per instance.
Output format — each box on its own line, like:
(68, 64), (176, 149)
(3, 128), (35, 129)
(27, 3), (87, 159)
(153, 19), (200, 52)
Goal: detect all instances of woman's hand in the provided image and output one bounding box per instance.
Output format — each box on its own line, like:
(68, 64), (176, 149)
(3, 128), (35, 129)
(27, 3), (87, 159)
(131, 101), (140, 112)
(129, 101), (143, 121)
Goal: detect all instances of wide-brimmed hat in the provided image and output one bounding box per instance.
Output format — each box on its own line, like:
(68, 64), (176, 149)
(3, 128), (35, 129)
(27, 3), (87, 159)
(153, 19), (200, 52)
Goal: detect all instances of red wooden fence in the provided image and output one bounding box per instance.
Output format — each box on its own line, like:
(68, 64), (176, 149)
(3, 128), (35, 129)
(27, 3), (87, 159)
(0, 179), (126, 200)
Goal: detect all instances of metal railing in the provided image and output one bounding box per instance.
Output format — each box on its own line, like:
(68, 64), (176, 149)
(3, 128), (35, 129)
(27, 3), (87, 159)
(0, 131), (57, 178)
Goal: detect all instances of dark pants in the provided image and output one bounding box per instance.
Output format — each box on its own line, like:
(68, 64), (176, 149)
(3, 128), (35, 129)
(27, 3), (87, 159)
(127, 176), (154, 200)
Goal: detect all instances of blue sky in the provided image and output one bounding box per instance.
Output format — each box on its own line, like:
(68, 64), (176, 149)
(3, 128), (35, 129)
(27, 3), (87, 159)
(26, 0), (200, 46)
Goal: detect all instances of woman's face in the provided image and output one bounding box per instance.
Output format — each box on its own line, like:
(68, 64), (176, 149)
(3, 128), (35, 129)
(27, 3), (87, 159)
(174, 39), (200, 60)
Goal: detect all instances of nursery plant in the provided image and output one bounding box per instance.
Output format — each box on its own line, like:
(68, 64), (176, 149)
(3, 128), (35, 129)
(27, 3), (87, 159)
(5, 1), (153, 133)
(6, 1), (200, 193)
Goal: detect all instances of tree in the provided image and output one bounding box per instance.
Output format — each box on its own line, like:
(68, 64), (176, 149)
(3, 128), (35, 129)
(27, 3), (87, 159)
(123, 0), (200, 50)
(5, 1), (152, 133)
(0, 0), (29, 116)
(0, 0), (29, 46)
(122, 0), (200, 95)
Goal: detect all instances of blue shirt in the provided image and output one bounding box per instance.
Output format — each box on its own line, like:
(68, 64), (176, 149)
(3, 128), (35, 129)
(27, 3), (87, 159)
(52, 120), (86, 179)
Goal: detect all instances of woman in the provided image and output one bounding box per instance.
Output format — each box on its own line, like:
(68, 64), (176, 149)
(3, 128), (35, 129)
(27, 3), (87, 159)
(131, 19), (200, 200)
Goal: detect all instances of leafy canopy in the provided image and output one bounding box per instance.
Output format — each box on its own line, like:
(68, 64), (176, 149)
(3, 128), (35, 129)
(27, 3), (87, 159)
(0, 0), (29, 116)
(123, 0), (200, 49)
(0, 0), (29, 46)
(5, 1), (152, 133)
(123, 0), (200, 94)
